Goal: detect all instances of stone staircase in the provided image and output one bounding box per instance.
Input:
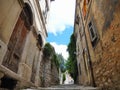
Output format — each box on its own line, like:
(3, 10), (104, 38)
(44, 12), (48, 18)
(22, 84), (101, 90)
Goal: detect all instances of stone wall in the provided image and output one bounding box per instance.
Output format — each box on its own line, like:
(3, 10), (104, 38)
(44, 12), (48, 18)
(39, 55), (59, 87)
(85, 0), (120, 89)
(51, 61), (59, 85)
(74, 0), (120, 89)
(39, 57), (52, 87)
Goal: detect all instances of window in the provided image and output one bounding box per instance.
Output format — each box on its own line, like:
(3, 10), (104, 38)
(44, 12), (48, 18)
(88, 21), (98, 47)
(37, 34), (43, 47)
(75, 15), (80, 25)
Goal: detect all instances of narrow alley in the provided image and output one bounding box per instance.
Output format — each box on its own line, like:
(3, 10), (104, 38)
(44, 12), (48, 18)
(0, 0), (120, 90)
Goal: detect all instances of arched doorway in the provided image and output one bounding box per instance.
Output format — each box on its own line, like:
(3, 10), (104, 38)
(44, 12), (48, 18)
(2, 3), (33, 73)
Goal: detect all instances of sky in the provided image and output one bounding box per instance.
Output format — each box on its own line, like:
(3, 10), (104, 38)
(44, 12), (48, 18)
(46, 0), (76, 60)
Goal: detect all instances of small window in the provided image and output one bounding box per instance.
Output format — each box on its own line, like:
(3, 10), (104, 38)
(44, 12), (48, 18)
(88, 21), (98, 47)
(75, 15), (80, 25)
(88, 21), (92, 27)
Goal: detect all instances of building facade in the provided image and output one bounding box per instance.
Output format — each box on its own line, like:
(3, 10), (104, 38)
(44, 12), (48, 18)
(74, 0), (120, 89)
(74, 0), (94, 86)
(0, 0), (54, 89)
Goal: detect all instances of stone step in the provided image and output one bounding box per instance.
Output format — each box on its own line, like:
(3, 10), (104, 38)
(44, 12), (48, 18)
(22, 84), (101, 90)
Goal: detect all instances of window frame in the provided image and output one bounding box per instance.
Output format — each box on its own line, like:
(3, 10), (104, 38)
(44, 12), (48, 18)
(88, 22), (97, 42)
(88, 21), (99, 47)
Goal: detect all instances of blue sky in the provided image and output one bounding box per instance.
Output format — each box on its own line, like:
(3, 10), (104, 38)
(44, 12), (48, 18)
(46, 0), (75, 60)
(47, 26), (73, 45)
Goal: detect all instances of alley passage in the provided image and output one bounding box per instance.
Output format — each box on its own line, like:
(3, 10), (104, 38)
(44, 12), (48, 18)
(24, 84), (100, 90)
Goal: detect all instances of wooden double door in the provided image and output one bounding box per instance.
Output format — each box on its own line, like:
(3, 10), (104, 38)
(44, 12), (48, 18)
(2, 13), (29, 73)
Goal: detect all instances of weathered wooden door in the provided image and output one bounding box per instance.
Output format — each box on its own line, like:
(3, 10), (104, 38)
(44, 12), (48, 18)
(2, 14), (28, 73)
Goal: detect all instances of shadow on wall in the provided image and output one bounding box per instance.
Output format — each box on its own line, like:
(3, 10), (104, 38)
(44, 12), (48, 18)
(0, 75), (17, 90)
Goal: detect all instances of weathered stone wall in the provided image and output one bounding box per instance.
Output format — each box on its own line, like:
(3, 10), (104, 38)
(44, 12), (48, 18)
(85, 0), (120, 89)
(51, 61), (59, 85)
(39, 56), (59, 87)
(39, 57), (52, 87)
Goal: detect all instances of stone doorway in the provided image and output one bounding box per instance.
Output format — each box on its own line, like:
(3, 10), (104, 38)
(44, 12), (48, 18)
(2, 14), (28, 73)
(2, 3), (33, 73)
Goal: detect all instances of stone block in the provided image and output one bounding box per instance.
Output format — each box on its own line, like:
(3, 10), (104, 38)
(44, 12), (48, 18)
(18, 63), (32, 82)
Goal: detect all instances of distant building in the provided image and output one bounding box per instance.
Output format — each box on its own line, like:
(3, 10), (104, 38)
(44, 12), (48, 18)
(0, 0), (54, 89)
(64, 71), (74, 84)
(74, 0), (120, 89)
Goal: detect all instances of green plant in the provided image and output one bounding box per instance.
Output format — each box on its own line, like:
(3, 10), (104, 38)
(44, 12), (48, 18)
(63, 73), (66, 82)
(52, 54), (60, 71)
(66, 34), (78, 82)
(43, 43), (54, 57)
(43, 43), (60, 71)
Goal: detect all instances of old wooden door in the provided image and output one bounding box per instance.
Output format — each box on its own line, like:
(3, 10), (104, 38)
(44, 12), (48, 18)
(2, 13), (28, 73)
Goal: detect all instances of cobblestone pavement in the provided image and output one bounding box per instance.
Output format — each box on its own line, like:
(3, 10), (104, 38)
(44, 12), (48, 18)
(23, 84), (101, 90)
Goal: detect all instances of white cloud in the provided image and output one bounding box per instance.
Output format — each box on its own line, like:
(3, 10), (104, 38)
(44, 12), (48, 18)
(47, 0), (75, 35)
(50, 42), (69, 60)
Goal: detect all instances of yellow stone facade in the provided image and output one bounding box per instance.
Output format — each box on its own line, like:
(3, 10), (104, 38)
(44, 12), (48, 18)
(74, 0), (120, 89)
